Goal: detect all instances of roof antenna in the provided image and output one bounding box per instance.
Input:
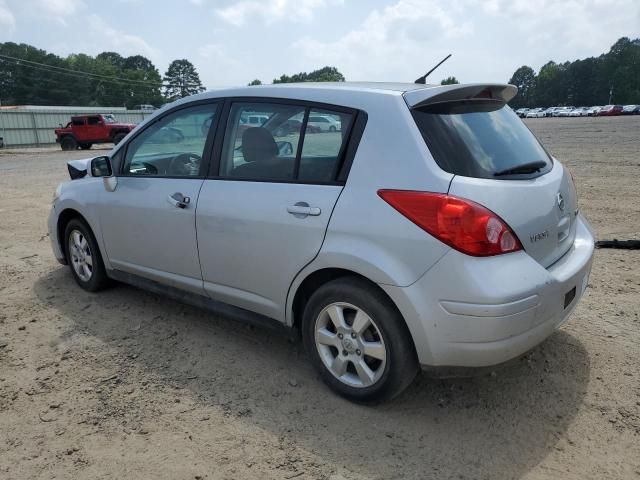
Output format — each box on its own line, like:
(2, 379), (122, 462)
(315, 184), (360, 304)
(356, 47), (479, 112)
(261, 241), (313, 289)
(414, 54), (452, 84)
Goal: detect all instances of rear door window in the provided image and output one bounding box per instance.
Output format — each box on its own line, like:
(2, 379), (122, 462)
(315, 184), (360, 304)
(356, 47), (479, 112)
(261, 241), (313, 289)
(299, 110), (352, 182)
(219, 102), (354, 183)
(412, 100), (552, 179)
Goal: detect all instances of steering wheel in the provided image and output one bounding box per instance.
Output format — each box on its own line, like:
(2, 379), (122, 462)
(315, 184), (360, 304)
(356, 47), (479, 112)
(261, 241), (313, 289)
(168, 153), (201, 176)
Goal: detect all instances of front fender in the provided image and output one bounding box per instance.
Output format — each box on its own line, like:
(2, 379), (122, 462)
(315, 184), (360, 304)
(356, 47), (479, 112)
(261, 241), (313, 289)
(52, 178), (112, 270)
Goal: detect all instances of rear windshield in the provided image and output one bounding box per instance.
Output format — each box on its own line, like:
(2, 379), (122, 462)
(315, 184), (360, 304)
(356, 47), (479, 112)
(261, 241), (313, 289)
(412, 100), (552, 179)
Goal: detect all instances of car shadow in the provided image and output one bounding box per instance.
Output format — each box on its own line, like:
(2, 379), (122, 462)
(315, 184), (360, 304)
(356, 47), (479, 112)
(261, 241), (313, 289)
(34, 267), (590, 479)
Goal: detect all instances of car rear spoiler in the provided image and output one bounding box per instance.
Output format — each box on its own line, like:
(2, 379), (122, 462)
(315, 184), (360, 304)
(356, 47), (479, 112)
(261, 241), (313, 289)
(67, 158), (91, 180)
(404, 83), (518, 109)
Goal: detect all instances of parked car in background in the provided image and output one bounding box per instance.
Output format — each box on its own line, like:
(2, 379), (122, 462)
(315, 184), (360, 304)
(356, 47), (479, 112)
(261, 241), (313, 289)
(49, 82), (594, 402)
(585, 106), (600, 116)
(525, 108), (545, 118)
(134, 104), (157, 112)
(554, 107), (575, 117)
(597, 105), (623, 116)
(541, 107), (557, 117)
(515, 108), (530, 118)
(569, 107), (589, 117)
(621, 105), (639, 115)
(307, 114), (342, 132)
(54, 114), (136, 151)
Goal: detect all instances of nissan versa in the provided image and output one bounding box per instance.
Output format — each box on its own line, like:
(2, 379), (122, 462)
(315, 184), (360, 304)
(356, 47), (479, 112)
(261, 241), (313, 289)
(48, 82), (595, 402)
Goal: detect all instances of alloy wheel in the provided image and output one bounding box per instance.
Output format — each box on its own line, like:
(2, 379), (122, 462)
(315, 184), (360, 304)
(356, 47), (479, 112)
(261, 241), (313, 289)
(314, 302), (387, 388)
(69, 229), (93, 282)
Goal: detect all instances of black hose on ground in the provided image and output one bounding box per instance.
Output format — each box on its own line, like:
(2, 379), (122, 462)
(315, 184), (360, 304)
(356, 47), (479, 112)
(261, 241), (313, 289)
(595, 240), (640, 250)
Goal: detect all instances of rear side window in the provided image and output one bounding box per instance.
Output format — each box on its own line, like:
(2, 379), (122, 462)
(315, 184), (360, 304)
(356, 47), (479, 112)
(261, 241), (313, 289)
(412, 100), (552, 179)
(299, 110), (352, 182)
(219, 102), (353, 183)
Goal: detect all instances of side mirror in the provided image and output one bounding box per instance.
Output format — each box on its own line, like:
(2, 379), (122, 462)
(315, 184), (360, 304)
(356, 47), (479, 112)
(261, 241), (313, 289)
(276, 141), (294, 156)
(90, 156), (112, 177)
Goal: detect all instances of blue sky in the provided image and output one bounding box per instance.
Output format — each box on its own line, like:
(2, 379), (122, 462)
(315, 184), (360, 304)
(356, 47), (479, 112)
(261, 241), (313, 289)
(1, 0), (639, 88)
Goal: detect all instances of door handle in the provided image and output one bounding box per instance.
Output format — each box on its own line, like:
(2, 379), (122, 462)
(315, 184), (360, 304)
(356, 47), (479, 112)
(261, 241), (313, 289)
(287, 202), (321, 218)
(167, 192), (191, 209)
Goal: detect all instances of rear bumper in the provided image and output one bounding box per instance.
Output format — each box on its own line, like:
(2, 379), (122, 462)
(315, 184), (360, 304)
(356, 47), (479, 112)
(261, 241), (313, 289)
(382, 214), (595, 367)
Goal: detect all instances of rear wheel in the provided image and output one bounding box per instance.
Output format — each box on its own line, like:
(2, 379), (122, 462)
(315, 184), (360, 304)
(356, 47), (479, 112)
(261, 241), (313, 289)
(64, 218), (109, 292)
(113, 132), (127, 145)
(60, 136), (77, 151)
(329, 125), (337, 132)
(302, 277), (419, 403)
(79, 143), (92, 150)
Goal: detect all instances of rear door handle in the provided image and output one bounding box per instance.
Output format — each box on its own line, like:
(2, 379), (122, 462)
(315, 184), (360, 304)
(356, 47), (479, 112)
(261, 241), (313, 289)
(167, 192), (191, 209)
(287, 202), (321, 217)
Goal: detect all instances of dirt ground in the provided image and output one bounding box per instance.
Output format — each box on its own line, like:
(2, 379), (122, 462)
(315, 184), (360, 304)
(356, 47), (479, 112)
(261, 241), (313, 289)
(0, 116), (639, 480)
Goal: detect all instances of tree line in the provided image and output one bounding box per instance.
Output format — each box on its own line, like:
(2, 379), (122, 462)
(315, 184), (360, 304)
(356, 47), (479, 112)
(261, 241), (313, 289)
(508, 37), (640, 108)
(0, 42), (205, 108)
(3, 37), (638, 109)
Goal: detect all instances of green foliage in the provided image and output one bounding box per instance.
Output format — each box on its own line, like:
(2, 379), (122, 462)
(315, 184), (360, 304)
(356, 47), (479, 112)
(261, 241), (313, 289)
(162, 59), (206, 101)
(0, 42), (164, 108)
(508, 37), (640, 107)
(273, 66), (345, 84)
(248, 79), (262, 86)
(440, 76), (460, 85)
(508, 66), (536, 108)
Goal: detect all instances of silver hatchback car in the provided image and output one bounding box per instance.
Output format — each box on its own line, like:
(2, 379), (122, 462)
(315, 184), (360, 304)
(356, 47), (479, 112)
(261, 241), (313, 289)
(48, 82), (594, 402)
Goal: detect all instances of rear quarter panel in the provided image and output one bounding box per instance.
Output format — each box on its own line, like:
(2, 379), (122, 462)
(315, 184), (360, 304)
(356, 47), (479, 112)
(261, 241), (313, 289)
(286, 94), (453, 324)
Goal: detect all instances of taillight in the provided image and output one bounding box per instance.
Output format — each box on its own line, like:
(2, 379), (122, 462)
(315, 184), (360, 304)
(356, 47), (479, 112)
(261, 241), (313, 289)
(377, 190), (522, 256)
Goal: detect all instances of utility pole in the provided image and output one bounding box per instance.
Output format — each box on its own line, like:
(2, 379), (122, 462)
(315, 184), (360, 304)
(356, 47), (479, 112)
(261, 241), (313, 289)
(608, 85), (613, 104)
(0, 97), (6, 148)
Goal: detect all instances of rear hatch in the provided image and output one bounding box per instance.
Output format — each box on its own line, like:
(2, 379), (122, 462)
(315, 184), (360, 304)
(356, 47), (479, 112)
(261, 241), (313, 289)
(407, 85), (577, 268)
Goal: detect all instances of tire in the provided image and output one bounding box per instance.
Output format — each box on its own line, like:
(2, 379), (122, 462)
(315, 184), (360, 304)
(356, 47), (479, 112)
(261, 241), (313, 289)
(112, 132), (127, 145)
(329, 125), (337, 133)
(60, 136), (77, 151)
(302, 277), (419, 403)
(64, 218), (110, 292)
(79, 143), (92, 150)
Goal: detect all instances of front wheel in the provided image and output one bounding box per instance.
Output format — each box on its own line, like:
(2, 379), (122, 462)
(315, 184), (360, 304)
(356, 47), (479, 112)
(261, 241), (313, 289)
(64, 218), (110, 292)
(60, 136), (77, 151)
(302, 277), (419, 403)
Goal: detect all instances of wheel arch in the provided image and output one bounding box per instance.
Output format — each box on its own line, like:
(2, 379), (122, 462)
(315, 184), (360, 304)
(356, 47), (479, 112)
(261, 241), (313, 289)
(289, 268), (417, 353)
(56, 208), (90, 263)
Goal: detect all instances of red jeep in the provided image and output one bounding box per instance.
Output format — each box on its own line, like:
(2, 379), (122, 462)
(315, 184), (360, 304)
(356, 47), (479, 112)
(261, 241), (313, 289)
(54, 114), (136, 151)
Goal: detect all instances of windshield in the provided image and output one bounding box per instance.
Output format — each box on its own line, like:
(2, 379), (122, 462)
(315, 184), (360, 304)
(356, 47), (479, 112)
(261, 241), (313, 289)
(412, 100), (552, 179)
(103, 114), (116, 123)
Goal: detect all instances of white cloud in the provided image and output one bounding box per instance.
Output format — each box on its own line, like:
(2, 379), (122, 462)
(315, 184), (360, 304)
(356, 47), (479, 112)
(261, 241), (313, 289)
(32, 0), (85, 25)
(478, 0), (640, 55)
(216, 0), (343, 26)
(294, 0), (472, 81)
(0, 0), (16, 33)
(292, 0), (639, 83)
(86, 14), (157, 59)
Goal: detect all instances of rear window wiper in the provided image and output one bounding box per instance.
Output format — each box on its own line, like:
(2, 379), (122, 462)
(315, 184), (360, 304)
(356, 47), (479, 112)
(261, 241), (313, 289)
(494, 160), (548, 177)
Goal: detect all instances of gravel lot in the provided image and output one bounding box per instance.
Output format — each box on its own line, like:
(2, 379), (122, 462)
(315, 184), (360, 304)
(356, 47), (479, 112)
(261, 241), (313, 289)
(0, 116), (639, 479)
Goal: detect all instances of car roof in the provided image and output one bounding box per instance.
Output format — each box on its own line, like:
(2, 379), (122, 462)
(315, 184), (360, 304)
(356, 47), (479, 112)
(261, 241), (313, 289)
(211, 82), (434, 95)
(160, 81), (517, 116)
